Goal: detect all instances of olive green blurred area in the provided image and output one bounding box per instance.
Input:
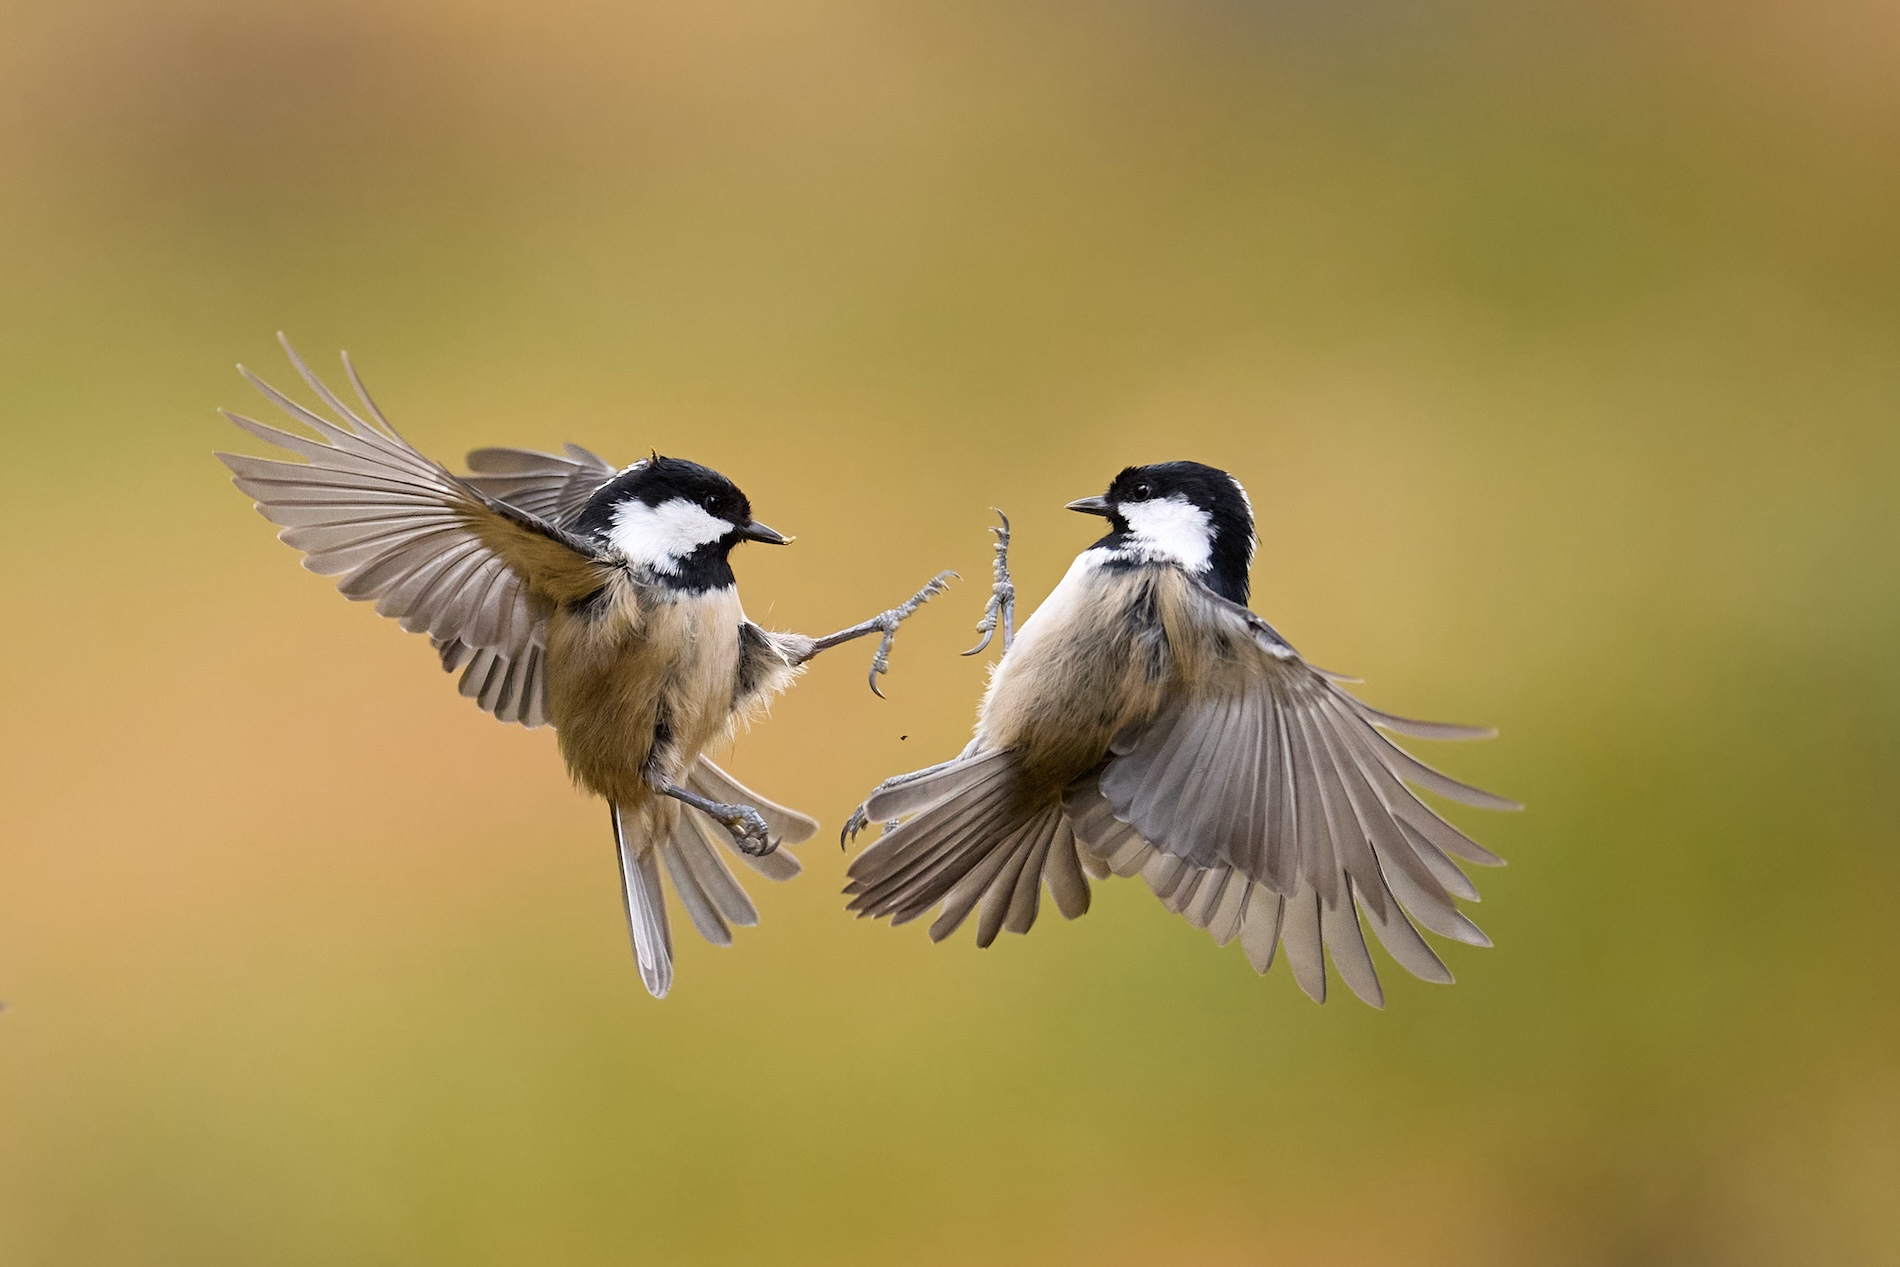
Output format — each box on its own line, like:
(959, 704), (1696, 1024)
(4, 0), (1899, 1262)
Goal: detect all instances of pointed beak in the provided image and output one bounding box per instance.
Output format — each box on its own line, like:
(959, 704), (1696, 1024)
(736, 520), (790, 545)
(1065, 494), (1112, 517)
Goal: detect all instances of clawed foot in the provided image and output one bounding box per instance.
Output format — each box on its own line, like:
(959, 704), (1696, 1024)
(839, 804), (903, 849)
(864, 570), (957, 698)
(710, 801), (776, 857)
(963, 510), (1015, 657)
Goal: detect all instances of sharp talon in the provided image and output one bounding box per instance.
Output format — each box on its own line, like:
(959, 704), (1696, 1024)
(964, 509), (1016, 657)
(720, 804), (776, 857)
(858, 571), (954, 698)
(841, 804), (872, 848)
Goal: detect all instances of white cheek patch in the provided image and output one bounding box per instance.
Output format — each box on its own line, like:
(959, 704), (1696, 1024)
(1120, 495), (1215, 572)
(607, 497), (732, 571)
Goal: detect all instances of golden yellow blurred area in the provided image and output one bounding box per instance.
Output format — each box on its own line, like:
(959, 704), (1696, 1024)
(2, 1), (1898, 1262)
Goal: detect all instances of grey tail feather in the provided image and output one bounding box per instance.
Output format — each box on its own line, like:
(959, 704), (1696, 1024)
(613, 802), (674, 999)
(658, 804), (760, 947)
(846, 751), (1090, 942)
(690, 761), (817, 846)
(862, 748), (1016, 821)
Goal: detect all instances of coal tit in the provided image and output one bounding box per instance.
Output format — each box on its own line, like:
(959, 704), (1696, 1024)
(844, 461), (1515, 1006)
(219, 337), (952, 998)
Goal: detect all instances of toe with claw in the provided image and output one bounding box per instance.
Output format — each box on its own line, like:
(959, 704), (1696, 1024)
(865, 570), (957, 698)
(839, 803), (903, 849)
(963, 510), (1016, 657)
(715, 802), (777, 857)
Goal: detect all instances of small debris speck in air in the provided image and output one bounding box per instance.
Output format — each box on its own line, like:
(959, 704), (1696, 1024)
(900, 735), (908, 741)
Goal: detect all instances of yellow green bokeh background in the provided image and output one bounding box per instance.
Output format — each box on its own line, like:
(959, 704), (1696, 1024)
(3, 2), (1897, 1262)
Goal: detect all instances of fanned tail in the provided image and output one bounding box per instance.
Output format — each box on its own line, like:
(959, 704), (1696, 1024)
(844, 750), (1092, 945)
(611, 760), (814, 998)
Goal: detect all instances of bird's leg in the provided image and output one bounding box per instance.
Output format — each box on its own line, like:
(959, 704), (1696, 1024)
(962, 510), (1016, 657)
(839, 757), (965, 847)
(651, 775), (776, 857)
(791, 570), (957, 698)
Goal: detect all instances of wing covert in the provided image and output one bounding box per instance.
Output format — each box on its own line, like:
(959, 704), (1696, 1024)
(1079, 579), (1515, 1004)
(217, 336), (610, 728)
(461, 443), (620, 528)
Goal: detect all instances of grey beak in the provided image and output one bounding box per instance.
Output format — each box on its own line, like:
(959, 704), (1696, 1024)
(1065, 494), (1111, 517)
(737, 520), (790, 545)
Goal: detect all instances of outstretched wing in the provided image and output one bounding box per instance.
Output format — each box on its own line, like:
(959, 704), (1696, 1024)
(459, 443), (620, 529)
(1076, 578), (1516, 1005)
(429, 447), (620, 723)
(217, 336), (611, 730)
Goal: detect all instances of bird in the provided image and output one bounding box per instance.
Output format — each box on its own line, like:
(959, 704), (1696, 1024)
(842, 461), (1516, 1007)
(217, 335), (954, 999)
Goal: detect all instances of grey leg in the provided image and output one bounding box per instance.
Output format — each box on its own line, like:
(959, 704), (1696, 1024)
(652, 775), (776, 857)
(795, 570), (957, 698)
(839, 757), (966, 847)
(962, 510), (1016, 657)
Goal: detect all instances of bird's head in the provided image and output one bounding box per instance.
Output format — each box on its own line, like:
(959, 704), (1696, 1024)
(574, 455), (787, 589)
(1067, 460), (1255, 603)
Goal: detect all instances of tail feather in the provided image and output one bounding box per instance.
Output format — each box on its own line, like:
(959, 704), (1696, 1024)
(846, 751), (1094, 944)
(857, 781), (1027, 920)
(613, 803), (674, 999)
(845, 760), (1022, 901)
(613, 772), (807, 996)
(863, 749), (1016, 821)
(679, 811), (763, 928)
(926, 804), (1061, 944)
(659, 814), (741, 948)
(689, 757), (817, 844)
(688, 759), (812, 881)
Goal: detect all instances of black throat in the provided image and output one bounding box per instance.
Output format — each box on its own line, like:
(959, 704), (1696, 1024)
(648, 543), (738, 596)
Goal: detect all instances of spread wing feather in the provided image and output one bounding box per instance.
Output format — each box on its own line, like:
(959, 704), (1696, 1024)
(841, 569), (1510, 1004)
(461, 444), (620, 528)
(217, 336), (610, 730)
(1081, 582), (1511, 1003)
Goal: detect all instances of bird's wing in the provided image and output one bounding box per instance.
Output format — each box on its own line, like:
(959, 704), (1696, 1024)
(217, 337), (613, 730)
(460, 444), (620, 529)
(429, 637), (555, 729)
(1077, 577), (1516, 1004)
(427, 446), (620, 723)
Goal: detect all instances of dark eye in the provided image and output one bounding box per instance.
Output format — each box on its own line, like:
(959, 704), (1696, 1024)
(1132, 483), (1152, 500)
(702, 494), (721, 512)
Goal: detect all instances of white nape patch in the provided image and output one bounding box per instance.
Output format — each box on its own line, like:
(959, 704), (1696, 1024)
(1119, 495), (1214, 572)
(606, 496), (732, 572)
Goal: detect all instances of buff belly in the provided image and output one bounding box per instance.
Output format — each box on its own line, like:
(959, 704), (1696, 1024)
(546, 580), (745, 817)
(975, 556), (1180, 799)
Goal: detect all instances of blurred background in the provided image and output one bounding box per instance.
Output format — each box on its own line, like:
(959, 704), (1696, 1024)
(2, 1), (1897, 1262)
